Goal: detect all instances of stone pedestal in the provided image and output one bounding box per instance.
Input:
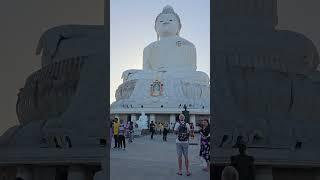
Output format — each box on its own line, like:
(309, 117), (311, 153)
(67, 166), (86, 180)
(34, 167), (56, 180)
(16, 166), (33, 180)
(256, 167), (274, 180)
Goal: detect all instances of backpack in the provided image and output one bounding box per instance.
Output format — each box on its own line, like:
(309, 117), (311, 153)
(129, 122), (133, 130)
(177, 123), (189, 141)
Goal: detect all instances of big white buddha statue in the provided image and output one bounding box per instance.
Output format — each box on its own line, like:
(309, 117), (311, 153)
(111, 5), (210, 110)
(122, 5), (208, 82)
(144, 5), (196, 72)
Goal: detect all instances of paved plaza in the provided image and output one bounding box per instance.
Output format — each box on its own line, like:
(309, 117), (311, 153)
(110, 133), (210, 180)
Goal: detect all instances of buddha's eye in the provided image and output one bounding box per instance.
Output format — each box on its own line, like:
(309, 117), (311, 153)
(169, 19), (173, 21)
(160, 20), (163, 22)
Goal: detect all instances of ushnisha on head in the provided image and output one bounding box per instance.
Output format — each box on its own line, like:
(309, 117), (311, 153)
(155, 5), (182, 40)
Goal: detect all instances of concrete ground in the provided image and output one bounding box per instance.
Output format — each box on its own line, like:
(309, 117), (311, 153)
(110, 133), (210, 180)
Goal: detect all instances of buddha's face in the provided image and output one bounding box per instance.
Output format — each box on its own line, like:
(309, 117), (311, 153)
(155, 14), (180, 37)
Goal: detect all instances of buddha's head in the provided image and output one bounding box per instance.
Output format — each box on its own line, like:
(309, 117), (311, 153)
(155, 5), (181, 39)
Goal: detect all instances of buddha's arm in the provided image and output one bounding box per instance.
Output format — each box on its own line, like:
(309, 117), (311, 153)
(143, 46), (152, 70)
(189, 45), (197, 71)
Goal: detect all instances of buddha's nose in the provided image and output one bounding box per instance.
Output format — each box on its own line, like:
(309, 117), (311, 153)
(163, 22), (170, 25)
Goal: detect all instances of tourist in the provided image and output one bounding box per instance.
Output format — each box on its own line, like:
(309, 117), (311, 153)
(110, 120), (113, 147)
(163, 124), (168, 141)
(199, 119), (210, 171)
(150, 121), (156, 139)
(190, 122), (195, 140)
(125, 120), (130, 138)
(174, 114), (191, 176)
(128, 120), (134, 143)
(118, 119), (126, 150)
(160, 123), (164, 135)
(113, 118), (120, 148)
(230, 142), (255, 180)
(110, 121), (113, 138)
(221, 166), (239, 180)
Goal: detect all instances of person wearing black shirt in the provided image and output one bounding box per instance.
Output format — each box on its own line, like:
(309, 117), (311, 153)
(150, 121), (156, 139)
(163, 124), (169, 141)
(230, 142), (255, 180)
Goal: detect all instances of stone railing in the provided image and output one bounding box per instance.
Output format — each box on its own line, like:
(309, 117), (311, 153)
(16, 56), (85, 125)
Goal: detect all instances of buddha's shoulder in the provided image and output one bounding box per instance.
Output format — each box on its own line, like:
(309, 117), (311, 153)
(176, 37), (195, 48)
(144, 41), (159, 50)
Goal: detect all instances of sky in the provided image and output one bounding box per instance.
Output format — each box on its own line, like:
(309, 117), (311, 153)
(110, 0), (211, 103)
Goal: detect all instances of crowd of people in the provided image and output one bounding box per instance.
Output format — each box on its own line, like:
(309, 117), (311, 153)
(111, 117), (134, 150)
(110, 114), (255, 179)
(148, 121), (170, 141)
(110, 114), (211, 176)
(170, 114), (210, 176)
